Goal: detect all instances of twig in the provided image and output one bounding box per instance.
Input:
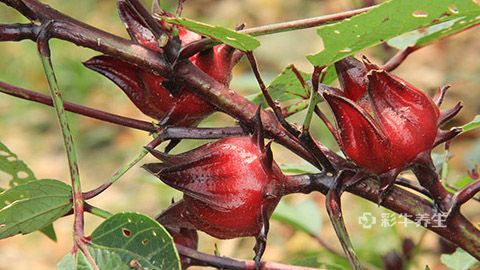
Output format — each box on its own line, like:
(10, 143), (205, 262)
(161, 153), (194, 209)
(84, 203), (112, 219)
(383, 22), (480, 72)
(0, 23), (36, 41)
(241, 6), (374, 36)
(245, 51), (301, 137)
(174, 6), (375, 59)
(176, 244), (319, 270)
(82, 126), (245, 199)
(383, 46), (420, 72)
(0, 81), (156, 132)
(82, 148), (149, 200)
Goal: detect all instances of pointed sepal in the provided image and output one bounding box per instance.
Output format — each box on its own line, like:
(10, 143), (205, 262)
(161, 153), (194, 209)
(367, 69), (439, 164)
(438, 101), (463, 127)
(117, 0), (162, 51)
(335, 56), (368, 101)
(323, 91), (388, 174)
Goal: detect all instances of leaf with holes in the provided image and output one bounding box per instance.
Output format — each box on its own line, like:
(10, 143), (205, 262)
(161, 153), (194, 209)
(0, 179), (72, 239)
(0, 141), (36, 187)
(461, 115), (480, 134)
(389, 6), (480, 50)
(90, 212), (181, 270)
(0, 141), (58, 241)
(161, 17), (260, 51)
(57, 247), (129, 270)
(307, 0), (480, 66)
(272, 199), (322, 237)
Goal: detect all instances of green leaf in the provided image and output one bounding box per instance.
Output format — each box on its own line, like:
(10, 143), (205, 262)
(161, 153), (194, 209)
(0, 141), (59, 241)
(0, 179), (72, 239)
(0, 141), (36, 187)
(425, 266), (431, 270)
(307, 0), (480, 66)
(162, 17), (260, 51)
(57, 247), (129, 270)
(272, 199), (322, 237)
(91, 212), (181, 270)
(247, 65), (336, 117)
(248, 65), (311, 106)
(461, 115), (480, 134)
(40, 223), (57, 242)
(389, 11), (480, 50)
(279, 162), (319, 174)
(441, 248), (479, 270)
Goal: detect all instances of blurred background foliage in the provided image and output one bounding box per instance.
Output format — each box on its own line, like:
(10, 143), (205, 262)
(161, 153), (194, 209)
(0, 0), (479, 269)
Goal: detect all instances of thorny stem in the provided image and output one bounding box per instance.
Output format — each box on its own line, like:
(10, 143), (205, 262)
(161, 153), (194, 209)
(36, 23), (96, 268)
(1, 0), (479, 262)
(0, 81), (156, 132)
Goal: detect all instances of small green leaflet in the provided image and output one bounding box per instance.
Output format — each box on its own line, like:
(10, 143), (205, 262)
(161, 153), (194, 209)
(90, 212), (181, 270)
(272, 199), (322, 237)
(279, 162), (318, 174)
(247, 65), (336, 116)
(461, 115), (480, 134)
(57, 247), (129, 270)
(248, 65), (311, 107)
(440, 248), (479, 270)
(161, 17), (260, 51)
(307, 0), (480, 66)
(0, 179), (72, 239)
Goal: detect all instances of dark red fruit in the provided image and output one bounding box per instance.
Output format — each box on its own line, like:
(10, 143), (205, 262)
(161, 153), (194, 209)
(84, 0), (237, 126)
(144, 135), (285, 239)
(320, 56), (462, 198)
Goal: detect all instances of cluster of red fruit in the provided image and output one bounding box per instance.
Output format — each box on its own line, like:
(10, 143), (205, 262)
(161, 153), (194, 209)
(85, 1), (461, 267)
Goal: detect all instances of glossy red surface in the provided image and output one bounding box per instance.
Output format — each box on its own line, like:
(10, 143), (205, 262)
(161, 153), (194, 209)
(147, 137), (285, 239)
(325, 57), (440, 174)
(84, 3), (236, 126)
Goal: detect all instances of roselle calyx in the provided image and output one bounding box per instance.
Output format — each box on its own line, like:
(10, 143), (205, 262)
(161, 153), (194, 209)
(84, 0), (238, 127)
(320, 56), (462, 203)
(144, 111), (298, 265)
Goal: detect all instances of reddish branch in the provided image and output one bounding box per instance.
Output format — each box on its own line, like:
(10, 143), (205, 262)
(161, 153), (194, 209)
(177, 245), (318, 270)
(1, 0), (479, 264)
(0, 81), (156, 132)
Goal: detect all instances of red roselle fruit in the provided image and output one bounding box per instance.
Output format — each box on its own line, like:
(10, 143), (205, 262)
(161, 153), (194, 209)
(144, 111), (300, 264)
(84, 0), (238, 127)
(319, 56), (462, 203)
